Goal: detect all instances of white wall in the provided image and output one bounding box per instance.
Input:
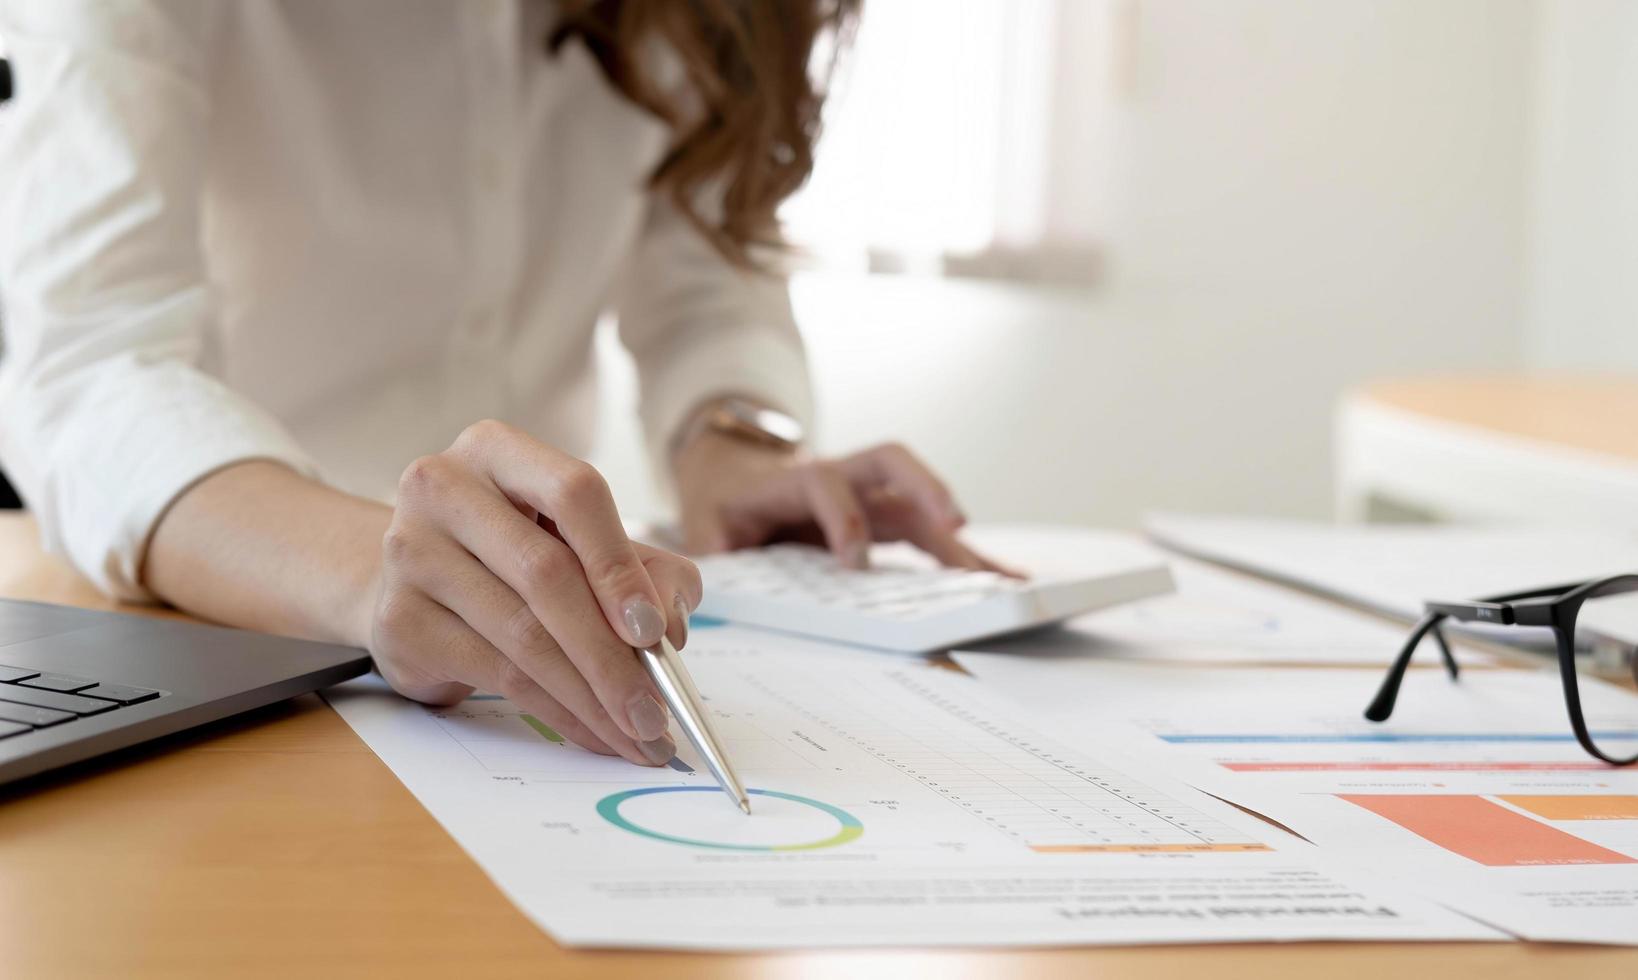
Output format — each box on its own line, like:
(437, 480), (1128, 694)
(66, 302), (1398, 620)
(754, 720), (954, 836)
(592, 0), (1540, 529)
(1523, 0), (1638, 370)
(1103, 0), (1533, 313)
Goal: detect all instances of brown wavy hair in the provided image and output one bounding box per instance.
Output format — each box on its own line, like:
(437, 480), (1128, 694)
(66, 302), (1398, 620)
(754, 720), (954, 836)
(549, 0), (860, 269)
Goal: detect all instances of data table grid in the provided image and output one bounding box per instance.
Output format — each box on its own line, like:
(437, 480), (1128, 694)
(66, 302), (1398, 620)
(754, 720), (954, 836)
(744, 666), (1269, 854)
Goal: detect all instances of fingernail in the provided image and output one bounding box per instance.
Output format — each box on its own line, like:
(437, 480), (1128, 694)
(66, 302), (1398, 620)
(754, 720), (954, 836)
(846, 541), (870, 569)
(623, 598), (665, 647)
(627, 692), (669, 741)
(673, 595), (689, 647)
(639, 734), (676, 766)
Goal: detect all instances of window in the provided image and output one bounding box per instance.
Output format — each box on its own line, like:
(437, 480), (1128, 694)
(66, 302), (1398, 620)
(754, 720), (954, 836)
(782, 0), (1113, 283)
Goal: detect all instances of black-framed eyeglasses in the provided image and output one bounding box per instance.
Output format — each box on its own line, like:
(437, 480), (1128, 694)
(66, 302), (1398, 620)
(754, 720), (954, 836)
(1364, 574), (1638, 766)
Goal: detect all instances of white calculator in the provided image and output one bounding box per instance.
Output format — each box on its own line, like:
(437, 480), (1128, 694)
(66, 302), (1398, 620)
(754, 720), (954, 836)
(694, 541), (1174, 653)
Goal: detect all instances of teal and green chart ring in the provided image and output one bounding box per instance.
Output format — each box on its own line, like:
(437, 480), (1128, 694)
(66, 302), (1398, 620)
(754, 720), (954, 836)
(596, 787), (864, 852)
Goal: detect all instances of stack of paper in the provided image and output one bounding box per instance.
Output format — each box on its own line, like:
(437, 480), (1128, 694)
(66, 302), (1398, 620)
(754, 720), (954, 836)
(323, 523), (1638, 950)
(953, 652), (1638, 945)
(325, 625), (1496, 949)
(1144, 513), (1638, 657)
(956, 525), (1493, 667)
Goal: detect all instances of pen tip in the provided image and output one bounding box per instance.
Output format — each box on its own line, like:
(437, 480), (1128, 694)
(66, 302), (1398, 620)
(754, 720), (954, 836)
(739, 798), (752, 815)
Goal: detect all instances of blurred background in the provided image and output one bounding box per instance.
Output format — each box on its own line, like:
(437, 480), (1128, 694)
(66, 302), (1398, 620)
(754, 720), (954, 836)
(589, 0), (1638, 529)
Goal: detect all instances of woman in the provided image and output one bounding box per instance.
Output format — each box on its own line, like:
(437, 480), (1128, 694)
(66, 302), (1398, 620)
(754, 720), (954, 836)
(0, 1), (995, 768)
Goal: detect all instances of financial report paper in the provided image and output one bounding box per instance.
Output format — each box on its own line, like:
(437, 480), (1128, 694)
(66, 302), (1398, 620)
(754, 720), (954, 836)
(954, 653), (1638, 945)
(325, 626), (1496, 949)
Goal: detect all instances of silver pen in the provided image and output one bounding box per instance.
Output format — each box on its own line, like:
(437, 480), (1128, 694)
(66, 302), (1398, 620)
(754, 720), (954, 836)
(636, 636), (751, 815)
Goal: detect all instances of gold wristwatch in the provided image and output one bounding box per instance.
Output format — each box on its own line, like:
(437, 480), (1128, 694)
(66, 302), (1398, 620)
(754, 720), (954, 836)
(675, 397), (805, 454)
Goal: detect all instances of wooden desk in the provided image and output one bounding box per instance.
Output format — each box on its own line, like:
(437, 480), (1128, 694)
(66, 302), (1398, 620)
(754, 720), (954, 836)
(2, 513), (1635, 978)
(1336, 374), (1638, 525)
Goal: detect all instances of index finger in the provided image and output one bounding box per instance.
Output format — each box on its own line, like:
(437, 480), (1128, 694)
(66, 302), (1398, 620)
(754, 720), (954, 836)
(453, 421), (668, 649)
(799, 461), (872, 569)
(842, 443), (964, 531)
(864, 485), (1024, 577)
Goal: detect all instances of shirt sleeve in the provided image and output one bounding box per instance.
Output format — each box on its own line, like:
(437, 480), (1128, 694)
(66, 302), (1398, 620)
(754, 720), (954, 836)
(615, 193), (815, 486)
(0, 0), (318, 600)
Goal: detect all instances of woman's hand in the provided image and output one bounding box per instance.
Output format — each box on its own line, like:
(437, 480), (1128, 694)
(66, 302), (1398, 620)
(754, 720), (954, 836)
(673, 416), (1011, 572)
(371, 420), (701, 766)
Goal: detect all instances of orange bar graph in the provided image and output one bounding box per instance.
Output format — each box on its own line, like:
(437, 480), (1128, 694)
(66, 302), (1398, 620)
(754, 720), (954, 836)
(1339, 794), (1637, 867)
(1501, 795), (1638, 821)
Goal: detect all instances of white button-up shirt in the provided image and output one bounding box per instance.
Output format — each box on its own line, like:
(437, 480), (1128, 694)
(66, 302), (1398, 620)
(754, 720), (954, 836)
(0, 0), (814, 599)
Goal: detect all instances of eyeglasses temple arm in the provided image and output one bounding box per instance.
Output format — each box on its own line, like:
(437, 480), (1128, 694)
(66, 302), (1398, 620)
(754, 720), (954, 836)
(1429, 622), (1459, 679)
(1365, 613), (1447, 722)
(1425, 599), (1514, 625)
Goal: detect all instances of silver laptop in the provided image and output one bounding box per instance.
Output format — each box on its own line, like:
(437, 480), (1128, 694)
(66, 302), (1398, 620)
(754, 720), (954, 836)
(0, 598), (370, 785)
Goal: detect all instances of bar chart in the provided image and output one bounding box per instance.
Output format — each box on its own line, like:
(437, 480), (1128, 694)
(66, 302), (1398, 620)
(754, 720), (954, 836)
(1339, 794), (1638, 867)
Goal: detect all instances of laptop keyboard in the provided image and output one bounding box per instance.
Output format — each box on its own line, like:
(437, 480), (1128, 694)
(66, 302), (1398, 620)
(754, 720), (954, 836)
(0, 664), (163, 739)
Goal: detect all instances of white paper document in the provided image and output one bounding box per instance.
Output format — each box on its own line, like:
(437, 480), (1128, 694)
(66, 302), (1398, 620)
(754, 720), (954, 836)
(953, 651), (1638, 944)
(1143, 513), (1638, 654)
(324, 626), (1497, 949)
(958, 554), (1490, 667)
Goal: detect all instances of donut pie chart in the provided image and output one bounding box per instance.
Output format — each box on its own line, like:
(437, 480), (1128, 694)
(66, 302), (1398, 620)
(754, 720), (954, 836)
(596, 787), (864, 852)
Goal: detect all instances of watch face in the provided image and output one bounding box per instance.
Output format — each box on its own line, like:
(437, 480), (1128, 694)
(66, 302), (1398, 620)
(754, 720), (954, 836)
(741, 405), (805, 446)
(715, 400), (804, 447)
